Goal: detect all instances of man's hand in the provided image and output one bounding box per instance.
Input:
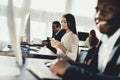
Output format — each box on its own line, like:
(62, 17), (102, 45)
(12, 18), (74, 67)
(42, 41), (48, 45)
(50, 58), (70, 75)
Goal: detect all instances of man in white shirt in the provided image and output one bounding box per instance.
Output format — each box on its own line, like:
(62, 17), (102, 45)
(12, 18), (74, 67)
(50, 0), (120, 80)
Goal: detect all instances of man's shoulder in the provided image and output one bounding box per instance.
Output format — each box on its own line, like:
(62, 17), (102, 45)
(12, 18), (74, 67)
(57, 29), (66, 36)
(59, 29), (66, 33)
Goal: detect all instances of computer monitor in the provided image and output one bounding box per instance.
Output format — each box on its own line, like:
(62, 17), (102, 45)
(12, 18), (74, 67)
(78, 32), (89, 41)
(20, 12), (30, 43)
(7, 0), (23, 66)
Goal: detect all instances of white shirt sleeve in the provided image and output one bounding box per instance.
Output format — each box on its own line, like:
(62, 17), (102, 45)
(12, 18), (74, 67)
(57, 32), (79, 61)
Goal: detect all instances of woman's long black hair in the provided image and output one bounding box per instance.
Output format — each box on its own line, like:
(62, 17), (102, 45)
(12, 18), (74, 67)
(63, 13), (77, 34)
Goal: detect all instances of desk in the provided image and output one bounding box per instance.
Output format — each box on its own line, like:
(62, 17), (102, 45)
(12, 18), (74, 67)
(29, 46), (57, 59)
(0, 51), (15, 56)
(0, 65), (41, 80)
(0, 58), (60, 80)
(0, 48), (58, 80)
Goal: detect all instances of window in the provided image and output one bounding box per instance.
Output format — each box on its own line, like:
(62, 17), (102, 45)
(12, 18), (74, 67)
(0, 16), (9, 41)
(0, 0), (23, 42)
(15, 18), (21, 36)
(71, 0), (97, 18)
(0, 0), (8, 6)
(0, 0), (23, 7)
(30, 21), (47, 40)
(31, 0), (66, 12)
(13, 0), (23, 8)
(47, 22), (53, 38)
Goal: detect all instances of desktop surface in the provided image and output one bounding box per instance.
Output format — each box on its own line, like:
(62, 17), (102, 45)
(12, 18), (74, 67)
(25, 58), (61, 80)
(0, 47), (59, 80)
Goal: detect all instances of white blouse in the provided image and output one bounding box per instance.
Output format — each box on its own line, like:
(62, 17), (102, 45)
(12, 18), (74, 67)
(57, 31), (79, 61)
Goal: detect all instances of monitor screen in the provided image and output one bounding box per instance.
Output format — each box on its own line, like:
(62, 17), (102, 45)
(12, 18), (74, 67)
(78, 32), (89, 41)
(7, 0), (23, 66)
(20, 12), (30, 43)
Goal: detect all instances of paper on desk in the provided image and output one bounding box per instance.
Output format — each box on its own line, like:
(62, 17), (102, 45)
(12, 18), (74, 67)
(30, 47), (57, 56)
(31, 37), (42, 44)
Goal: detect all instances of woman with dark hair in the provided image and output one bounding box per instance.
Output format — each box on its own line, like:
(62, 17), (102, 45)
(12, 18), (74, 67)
(84, 29), (99, 64)
(62, 13), (77, 34)
(85, 29), (99, 49)
(51, 13), (79, 61)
